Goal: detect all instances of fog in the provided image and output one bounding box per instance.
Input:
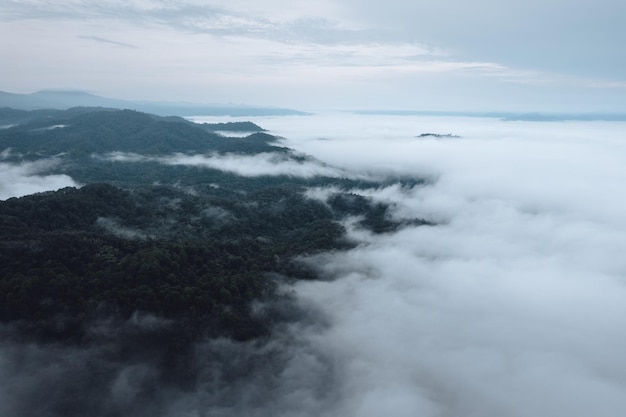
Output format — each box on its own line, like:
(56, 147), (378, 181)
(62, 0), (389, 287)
(136, 113), (626, 415)
(278, 114), (626, 416)
(102, 150), (354, 178)
(182, 112), (626, 416)
(3, 114), (626, 416)
(0, 157), (79, 200)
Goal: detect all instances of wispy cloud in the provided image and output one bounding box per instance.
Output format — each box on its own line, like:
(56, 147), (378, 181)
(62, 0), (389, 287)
(99, 151), (359, 179)
(2, 0), (625, 110)
(96, 217), (149, 239)
(78, 35), (137, 48)
(1, 0), (368, 45)
(259, 42), (442, 67)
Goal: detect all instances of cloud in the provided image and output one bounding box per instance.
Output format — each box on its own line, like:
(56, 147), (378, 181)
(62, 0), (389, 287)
(274, 113), (626, 416)
(101, 112), (624, 416)
(0, 0), (361, 45)
(101, 151), (357, 179)
(3, 0), (625, 110)
(0, 158), (79, 200)
(336, 0), (626, 78)
(259, 42), (441, 68)
(0, 295), (332, 417)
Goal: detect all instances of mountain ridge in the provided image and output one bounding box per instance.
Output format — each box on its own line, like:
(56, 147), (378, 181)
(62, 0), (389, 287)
(0, 90), (309, 116)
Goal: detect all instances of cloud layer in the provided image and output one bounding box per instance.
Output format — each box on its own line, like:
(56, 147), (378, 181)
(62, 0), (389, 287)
(0, 158), (79, 200)
(275, 113), (626, 416)
(102, 151), (354, 178)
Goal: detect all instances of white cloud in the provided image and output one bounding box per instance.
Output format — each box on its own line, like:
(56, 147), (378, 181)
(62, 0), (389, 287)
(96, 217), (149, 239)
(0, 158), (79, 200)
(2, 0), (625, 110)
(264, 113), (626, 416)
(101, 151), (356, 178)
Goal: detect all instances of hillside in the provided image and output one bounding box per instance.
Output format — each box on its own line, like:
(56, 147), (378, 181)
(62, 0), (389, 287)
(0, 106), (428, 416)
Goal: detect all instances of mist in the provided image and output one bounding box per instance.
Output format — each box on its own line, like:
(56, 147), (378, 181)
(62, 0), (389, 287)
(102, 151), (354, 179)
(279, 114), (626, 416)
(0, 157), (79, 200)
(115, 114), (626, 416)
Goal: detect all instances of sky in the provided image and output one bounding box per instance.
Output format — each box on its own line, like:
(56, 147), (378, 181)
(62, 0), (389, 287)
(1, 0), (626, 112)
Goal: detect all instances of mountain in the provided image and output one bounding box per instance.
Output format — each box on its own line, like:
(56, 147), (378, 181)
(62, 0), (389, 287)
(0, 107), (287, 158)
(0, 90), (127, 111)
(0, 106), (406, 341)
(0, 105), (429, 417)
(0, 90), (309, 116)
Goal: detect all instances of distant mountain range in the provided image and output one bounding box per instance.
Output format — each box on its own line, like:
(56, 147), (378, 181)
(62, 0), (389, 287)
(5, 90), (625, 122)
(354, 109), (626, 122)
(0, 90), (309, 117)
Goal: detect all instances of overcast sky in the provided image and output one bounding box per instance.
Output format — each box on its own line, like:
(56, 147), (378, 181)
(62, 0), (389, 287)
(2, 0), (626, 111)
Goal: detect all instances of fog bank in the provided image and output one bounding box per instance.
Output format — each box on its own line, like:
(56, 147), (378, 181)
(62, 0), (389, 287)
(0, 157), (79, 200)
(281, 114), (626, 416)
(102, 151), (353, 179)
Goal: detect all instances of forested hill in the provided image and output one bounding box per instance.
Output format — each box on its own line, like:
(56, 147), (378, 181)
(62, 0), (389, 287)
(0, 105), (413, 335)
(0, 106), (427, 417)
(0, 183), (353, 341)
(0, 107), (285, 157)
(199, 121), (266, 132)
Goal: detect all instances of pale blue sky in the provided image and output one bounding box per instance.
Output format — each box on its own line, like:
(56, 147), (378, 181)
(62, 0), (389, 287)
(1, 0), (625, 111)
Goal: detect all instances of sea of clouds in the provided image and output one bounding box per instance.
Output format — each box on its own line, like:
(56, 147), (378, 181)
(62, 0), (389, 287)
(101, 150), (354, 179)
(208, 112), (626, 417)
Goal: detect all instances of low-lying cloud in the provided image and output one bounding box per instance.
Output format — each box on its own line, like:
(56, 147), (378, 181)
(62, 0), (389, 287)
(96, 217), (149, 240)
(0, 157), (79, 200)
(102, 151), (354, 178)
(278, 114), (626, 416)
